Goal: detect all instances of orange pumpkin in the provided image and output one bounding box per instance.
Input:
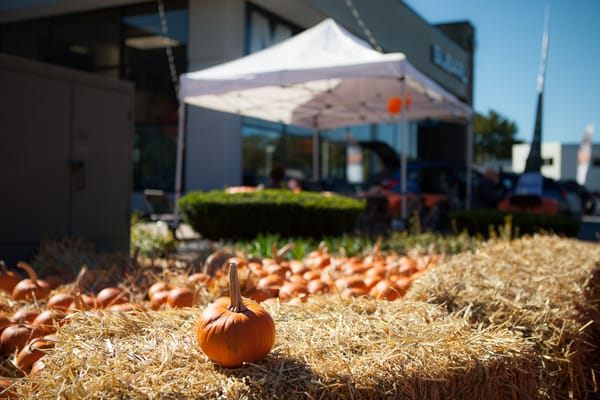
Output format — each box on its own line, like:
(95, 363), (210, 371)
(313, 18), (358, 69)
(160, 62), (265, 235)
(106, 302), (145, 313)
(306, 279), (330, 295)
(69, 266), (97, 311)
(150, 290), (171, 311)
(387, 96), (402, 114)
(0, 261), (20, 294)
(70, 293), (97, 311)
(278, 281), (308, 301)
(29, 358), (46, 377)
(15, 334), (55, 373)
(0, 315), (12, 336)
(288, 260), (308, 275)
(32, 309), (66, 334)
(166, 287), (195, 308)
(363, 275), (383, 291)
(196, 263), (275, 368)
(0, 324), (44, 355)
(11, 308), (40, 324)
(334, 276), (367, 293)
(188, 272), (212, 287)
(241, 287), (274, 303)
(96, 287), (129, 308)
(12, 262), (51, 301)
(46, 293), (76, 312)
(0, 378), (16, 399)
(257, 274), (284, 290)
(147, 282), (172, 301)
(369, 278), (404, 301)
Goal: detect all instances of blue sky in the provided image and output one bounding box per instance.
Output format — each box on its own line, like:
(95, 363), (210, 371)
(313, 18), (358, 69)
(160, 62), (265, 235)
(403, 0), (600, 145)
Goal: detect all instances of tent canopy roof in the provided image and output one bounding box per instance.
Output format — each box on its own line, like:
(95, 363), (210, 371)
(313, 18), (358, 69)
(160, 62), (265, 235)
(179, 18), (472, 130)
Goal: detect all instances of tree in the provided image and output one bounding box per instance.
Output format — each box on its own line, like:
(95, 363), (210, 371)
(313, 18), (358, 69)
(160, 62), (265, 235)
(473, 110), (522, 165)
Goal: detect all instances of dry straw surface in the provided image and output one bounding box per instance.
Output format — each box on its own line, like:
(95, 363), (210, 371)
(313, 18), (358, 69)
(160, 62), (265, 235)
(407, 234), (600, 399)
(13, 297), (536, 399)
(6, 234), (599, 399)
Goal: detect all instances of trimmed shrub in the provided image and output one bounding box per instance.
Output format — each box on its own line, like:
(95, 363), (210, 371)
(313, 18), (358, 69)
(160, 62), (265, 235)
(178, 189), (366, 240)
(451, 208), (581, 238)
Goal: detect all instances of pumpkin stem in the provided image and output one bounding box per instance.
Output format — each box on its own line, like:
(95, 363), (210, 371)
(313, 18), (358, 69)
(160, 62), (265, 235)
(75, 265), (88, 293)
(318, 241), (328, 253)
(228, 263), (248, 313)
(271, 242), (279, 263)
(17, 262), (37, 283)
(278, 243), (293, 258)
(73, 265), (92, 311)
(372, 238), (382, 257)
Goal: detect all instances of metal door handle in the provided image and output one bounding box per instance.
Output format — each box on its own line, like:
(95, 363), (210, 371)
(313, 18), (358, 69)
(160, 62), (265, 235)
(69, 159), (86, 190)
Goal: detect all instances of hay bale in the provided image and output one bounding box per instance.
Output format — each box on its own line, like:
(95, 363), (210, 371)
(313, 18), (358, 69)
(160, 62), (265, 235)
(406, 234), (600, 399)
(13, 297), (536, 399)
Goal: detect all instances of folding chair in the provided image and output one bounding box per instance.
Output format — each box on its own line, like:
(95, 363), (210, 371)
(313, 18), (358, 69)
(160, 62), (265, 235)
(143, 189), (181, 239)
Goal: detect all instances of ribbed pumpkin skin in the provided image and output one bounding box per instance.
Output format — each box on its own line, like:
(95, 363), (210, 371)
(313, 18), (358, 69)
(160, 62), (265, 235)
(196, 297), (275, 368)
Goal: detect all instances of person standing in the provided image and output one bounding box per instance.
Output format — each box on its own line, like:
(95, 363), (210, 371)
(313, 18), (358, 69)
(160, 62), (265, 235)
(474, 168), (506, 209)
(267, 164), (285, 189)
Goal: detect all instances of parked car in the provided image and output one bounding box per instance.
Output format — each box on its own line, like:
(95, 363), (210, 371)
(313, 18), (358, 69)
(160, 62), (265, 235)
(557, 179), (597, 216)
(498, 172), (573, 216)
(381, 160), (481, 208)
(593, 192), (600, 216)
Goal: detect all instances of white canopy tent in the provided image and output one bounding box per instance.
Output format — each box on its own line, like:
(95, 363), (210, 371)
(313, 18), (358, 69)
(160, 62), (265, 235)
(176, 18), (473, 218)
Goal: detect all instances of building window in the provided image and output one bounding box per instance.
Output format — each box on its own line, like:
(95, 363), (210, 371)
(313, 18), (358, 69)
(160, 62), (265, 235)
(284, 125), (314, 185)
(0, 1), (188, 193)
(124, 1), (187, 192)
(245, 3), (301, 54)
(1, 19), (51, 61)
(242, 119), (284, 187)
(51, 9), (121, 72)
(242, 118), (313, 187)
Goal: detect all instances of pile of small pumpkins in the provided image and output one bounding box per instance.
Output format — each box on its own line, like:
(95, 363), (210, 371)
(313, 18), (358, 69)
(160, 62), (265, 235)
(0, 261), (146, 385)
(0, 242), (440, 393)
(148, 242), (439, 309)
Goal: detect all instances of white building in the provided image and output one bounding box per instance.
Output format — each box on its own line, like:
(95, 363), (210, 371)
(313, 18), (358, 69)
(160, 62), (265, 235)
(513, 142), (600, 191)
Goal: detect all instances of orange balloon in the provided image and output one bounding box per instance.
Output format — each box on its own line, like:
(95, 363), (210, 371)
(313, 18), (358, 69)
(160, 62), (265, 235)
(387, 96), (402, 114)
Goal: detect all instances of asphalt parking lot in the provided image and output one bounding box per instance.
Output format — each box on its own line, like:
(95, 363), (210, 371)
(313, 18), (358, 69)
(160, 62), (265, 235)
(578, 216), (600, 242)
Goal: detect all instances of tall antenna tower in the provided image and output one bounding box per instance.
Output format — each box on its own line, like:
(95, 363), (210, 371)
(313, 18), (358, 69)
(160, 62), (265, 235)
(524, 6), (550, 173)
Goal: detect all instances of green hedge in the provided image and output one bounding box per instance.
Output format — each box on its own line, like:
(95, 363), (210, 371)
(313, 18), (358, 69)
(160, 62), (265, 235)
(178, 189), (366, 240)
(451, 208), (581, 238)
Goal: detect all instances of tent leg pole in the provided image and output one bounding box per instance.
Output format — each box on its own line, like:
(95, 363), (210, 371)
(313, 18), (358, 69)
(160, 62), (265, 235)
(174, 101), (186, 217)
(466, 118), (474, 210)
(400, 82), (408, 221)
(312, 128), (319, 181)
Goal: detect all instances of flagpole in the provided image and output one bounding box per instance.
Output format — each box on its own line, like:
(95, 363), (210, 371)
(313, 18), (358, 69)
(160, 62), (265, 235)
(174, 100), (186, 217)
(524, 5), (550, 174)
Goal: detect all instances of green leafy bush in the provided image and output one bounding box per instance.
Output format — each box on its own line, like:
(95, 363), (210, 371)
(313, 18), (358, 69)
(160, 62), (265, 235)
(451, 209), (581, 238)
(130, 222), (177, 257)
(230, 233), (374, 260)
(178, 189), (365, 240)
